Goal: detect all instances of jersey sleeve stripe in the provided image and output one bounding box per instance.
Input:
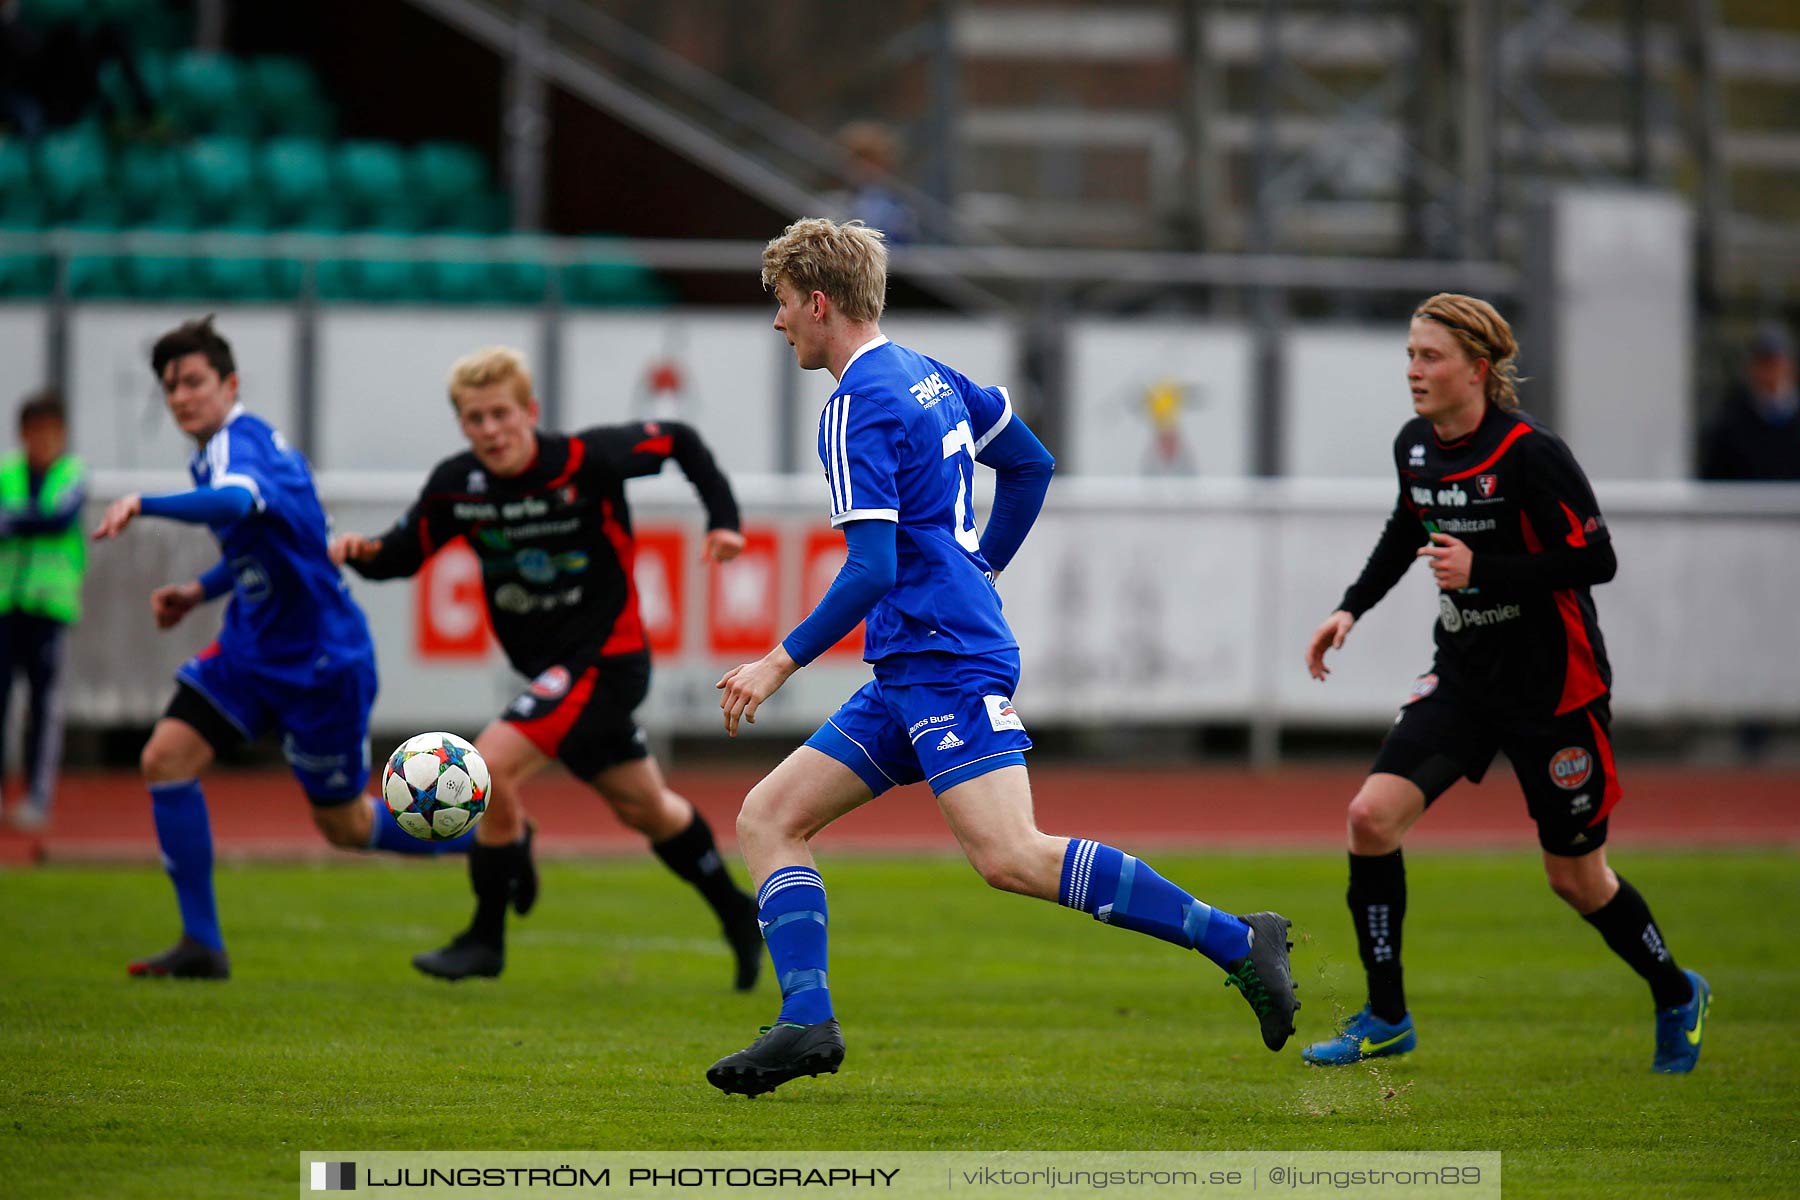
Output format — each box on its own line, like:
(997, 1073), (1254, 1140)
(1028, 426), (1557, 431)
(828, 395), (854, 515)
(212, 473), (266, 511)
(971, 385), (1014, 454)
(830, 508), (898, 527)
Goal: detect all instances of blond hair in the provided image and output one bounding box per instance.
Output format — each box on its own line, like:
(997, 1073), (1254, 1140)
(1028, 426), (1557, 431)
(1413, 293), (1523, 411)
(761, 217), (887, 322)
(447, 346), (534, 410)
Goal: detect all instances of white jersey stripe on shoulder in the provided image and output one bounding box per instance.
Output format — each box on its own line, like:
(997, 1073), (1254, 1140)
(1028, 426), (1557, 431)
(833, 394), (854, 514)
(971, 385), (1014, 455)
(824, 397), (845, 514)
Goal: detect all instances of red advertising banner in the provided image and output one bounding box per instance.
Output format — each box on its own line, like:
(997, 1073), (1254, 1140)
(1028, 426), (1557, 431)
(416, 538), (493, 659)
(706, 528), (780, 657)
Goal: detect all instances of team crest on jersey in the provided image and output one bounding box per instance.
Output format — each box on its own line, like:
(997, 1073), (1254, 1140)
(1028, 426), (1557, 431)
(529, 666), (572, 699)
(1476, 473), (1498, 498)
(1549, 747), (1593, 790)
(984, 694), (1024, 732)
(1404, 673), (1438, 705)
(1408, 443), (1426, 466)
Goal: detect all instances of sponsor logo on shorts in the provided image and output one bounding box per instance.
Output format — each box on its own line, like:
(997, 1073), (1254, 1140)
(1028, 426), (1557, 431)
(530, 666), (572, 699)
(1549, 746), (1593, 790)
(1476, 473), (1499, 498)
(984, 694), (1024, 732)
(907, 713), (958, 740)
(1404, 673), (1438, 705)
(935, 730), (965, 751)
(1569, 792), (1592, 815)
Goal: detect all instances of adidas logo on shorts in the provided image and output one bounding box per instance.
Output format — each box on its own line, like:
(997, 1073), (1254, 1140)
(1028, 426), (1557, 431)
(935, 730), (965, 751)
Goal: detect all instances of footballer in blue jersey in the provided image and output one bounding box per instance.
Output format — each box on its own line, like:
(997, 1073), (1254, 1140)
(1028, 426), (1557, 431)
(705, 218), (1300, 1097)
(92, 317), (459, 982)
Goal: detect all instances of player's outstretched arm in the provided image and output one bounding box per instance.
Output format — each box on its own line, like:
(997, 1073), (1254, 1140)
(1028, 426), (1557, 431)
(1305, 610), (1356, 681)
(329, 532), (384, 567)
(95, 485), (256, 541)
(702, 528), (745, 563)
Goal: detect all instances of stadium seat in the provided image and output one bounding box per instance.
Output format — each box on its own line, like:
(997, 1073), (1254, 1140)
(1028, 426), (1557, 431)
(198, 207), (291, 301)
(0, 209), (52, 298)
(408, 141), (489, 229)
(333, 140), (408, 225)
(35, 127), (110, 221)
(259, 137), (333, 225)
(0, 140), (35, 220)
(562, 241), (672, 308)
(182, 136), (256, 223)
(166, 51), (249, 136)
(245, 57), (334, 139)
(62, 214), (130, 299)
(121, 206), (198, 300)
(115, 142), (183, 223)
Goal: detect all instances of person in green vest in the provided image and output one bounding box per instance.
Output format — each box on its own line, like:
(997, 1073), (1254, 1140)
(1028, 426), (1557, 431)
(0, 388), (86, 831)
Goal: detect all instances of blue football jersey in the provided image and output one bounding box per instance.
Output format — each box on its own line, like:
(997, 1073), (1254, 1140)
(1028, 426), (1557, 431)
(818, 337), (1018, 664)
(190, 404), (374, 681)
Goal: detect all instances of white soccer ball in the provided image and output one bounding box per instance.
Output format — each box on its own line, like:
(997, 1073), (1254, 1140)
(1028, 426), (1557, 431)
(381, 731), (490, 841)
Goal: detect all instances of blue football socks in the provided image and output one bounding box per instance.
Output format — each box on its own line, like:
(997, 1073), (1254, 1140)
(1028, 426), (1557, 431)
(759, 865), (833, 1025)
(150, 779), (224, 952)
(1059, 838), (1252, 968)
(364, 795), (475, 856)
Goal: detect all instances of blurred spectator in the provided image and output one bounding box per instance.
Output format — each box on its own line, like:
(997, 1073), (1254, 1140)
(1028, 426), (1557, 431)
(0, 388), (85, 830)
(833, 120), (918, 245)
(1699, 322), (1800, 482)
(0, 0), (152, 137)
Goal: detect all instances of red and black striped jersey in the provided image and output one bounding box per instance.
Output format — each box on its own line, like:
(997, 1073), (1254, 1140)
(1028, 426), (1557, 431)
(1338, 404), (1617, 717)
(351, 421), (738, 679)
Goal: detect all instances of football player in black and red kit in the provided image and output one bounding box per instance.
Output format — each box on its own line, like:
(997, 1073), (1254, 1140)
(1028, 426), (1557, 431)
(332, 347), (763, 986)
(1301, 294), (1709, 1074)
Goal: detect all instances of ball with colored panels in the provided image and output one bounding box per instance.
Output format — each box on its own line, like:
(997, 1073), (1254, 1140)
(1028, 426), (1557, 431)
(382, 732), (489, 840)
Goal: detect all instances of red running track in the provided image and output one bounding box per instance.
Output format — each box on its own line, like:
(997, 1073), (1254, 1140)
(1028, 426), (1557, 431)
(1, 764), (1796, 866)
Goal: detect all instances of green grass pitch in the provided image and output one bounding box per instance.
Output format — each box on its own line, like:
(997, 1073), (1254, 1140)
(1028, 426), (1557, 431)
(1, 850), (1794, 1198)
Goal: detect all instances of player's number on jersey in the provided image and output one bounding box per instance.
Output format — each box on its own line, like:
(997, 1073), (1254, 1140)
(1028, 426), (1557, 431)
(941, 421), (981, 553)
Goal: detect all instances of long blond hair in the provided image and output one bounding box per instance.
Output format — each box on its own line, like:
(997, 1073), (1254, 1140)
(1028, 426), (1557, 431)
(1413, 293), (1522, 411)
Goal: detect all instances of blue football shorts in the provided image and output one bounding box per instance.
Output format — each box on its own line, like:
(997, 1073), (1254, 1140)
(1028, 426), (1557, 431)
(174, 644), (378, 804)
(805, 651), (1033, 797)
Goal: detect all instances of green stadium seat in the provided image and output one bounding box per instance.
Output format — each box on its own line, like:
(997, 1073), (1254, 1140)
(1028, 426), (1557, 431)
(165, 51), (249, 136)
(333, 140), (408, 224)
(35, 127), (109, 220)
(183, 136), (255, 223)
(62, 214), (130, 300)
(408, 141), (489, 229)
(199, 207), (291, 302)
(259, 137), (333, 225)
(245, 57), (333, 139)
(122, 207), (198, 300)
(115, 142), (183, 223)
(562, 241), (672, 308)
(0, 140), (35, 220)
(0, 210), (52, 298)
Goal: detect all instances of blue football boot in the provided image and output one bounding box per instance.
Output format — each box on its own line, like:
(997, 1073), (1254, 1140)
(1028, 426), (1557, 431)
(1302, 1005), (1416, 1066)
(1652, 969), (1710, 1074)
